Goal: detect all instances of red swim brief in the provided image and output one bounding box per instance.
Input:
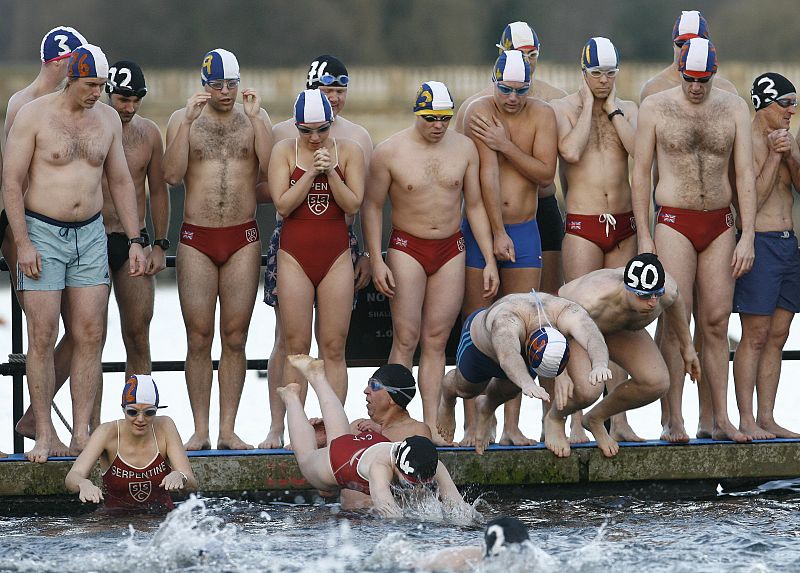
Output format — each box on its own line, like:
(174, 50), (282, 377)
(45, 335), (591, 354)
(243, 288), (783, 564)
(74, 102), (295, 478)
(389, 228), (465, 276)
(179, 220), (260, 266)
(564, 211), (636, 253)
(656, 206), (733, 252)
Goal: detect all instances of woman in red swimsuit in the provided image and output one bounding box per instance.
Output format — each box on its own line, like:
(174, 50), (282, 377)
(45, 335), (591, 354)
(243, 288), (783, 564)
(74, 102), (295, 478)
(65, 375), (197, 511)
(268, 89), (365, 404)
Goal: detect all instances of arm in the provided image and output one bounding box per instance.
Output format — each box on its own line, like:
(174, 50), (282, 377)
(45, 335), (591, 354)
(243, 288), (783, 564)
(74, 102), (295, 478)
(368, 463), (403, 518)
(242, 92), (274, 171)
(65, 424), (112, 503)
(607, 97), (638, 157)
(662, 289), (701, 382)
(267, 142), (316, 217)
(753, 131), (785, 211)
(787, 129), (800, 191)
(489, 313), (550, 400)
(163, 94), (210, 185)
(462, 141), (499, 300)
(433, 461), (470, 509)
(557, 302), (612, 385)
(731, 98), (757, 278)
(555, 87), (593, 164)
(145, 123), (170, 275)
(631, 99), (657, 254)
(160, 417), (198, 491)
(362, 148), (395, 298)
(326, 142), (364, 215)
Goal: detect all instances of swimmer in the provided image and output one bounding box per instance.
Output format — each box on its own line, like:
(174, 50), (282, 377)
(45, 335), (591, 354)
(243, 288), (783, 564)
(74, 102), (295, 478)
(279, 354), (471, 518)
(363, 80), (498, 445)
(164, 48), (273, 450)
(65, 375), (197, 510)
(438, 290), (611, 454)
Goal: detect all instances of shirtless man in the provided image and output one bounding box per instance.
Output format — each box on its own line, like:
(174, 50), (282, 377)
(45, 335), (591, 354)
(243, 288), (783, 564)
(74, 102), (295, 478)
(4, 26), (87, 442)
(3, 45), (147, 462)
(364, 81), (498, 444)
(732, 73), (800, 439)
(632, 38), (755, 444)
(164, 48), (273, 450)
(279, 354), (472, 519)
(456, 22), (567, 447)
(461, 50), (558, 445)
(437, 290), (611, 454)
(260, 55), (373, 449)
(548, 254), (701, 457)
(551, 37), (640, 443)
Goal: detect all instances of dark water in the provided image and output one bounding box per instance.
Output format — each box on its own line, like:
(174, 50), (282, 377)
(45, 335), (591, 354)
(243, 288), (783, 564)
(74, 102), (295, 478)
(2, 482), (800, 573)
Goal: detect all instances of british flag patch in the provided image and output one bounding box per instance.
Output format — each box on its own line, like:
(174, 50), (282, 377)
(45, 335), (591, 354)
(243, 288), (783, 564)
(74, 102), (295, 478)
(660, 213), (676, 224)
(568, 220), (582, 230)
(182, 229), (194, 241)
(392, 235), (408, 248)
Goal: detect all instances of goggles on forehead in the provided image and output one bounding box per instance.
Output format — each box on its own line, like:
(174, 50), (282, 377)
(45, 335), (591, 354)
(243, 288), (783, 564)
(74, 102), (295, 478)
(110, 84), (148, 98)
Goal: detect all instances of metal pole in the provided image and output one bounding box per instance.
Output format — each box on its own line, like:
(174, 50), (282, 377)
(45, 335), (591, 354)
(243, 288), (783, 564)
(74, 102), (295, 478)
(11, 285), (23, 454)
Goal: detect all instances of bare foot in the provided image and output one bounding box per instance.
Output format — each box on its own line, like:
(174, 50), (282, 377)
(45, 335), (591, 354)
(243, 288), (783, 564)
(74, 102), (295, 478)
(544, 411), (570, 458)
(436, 391), (458, 444)
(50, 437), (71, 457)
(184, 433), (212, 451)
(569, 414), (590, 444)
(473, 396), (495, 455)
(610, 416), (646, 443)
(218, 433), (254, 450)
(69, 432), (90, 457)
(15, 410), (36, 439)
(258, 428), (285, 449)
(583, 412), (619, 457)
(459, 429), (477, 447)
(661, 421), (690, 443)
(277, 382), (302, 404)
(287, 354), (325, 385)
(429, 426), (455, 447)
(711, 422), (751, 443)
(26, 438), (51, 463)
(758, 419), (800, 439)
(739, 420), (776, 441)
(498, 427), (536, 446)
(696, 426), (713, 439)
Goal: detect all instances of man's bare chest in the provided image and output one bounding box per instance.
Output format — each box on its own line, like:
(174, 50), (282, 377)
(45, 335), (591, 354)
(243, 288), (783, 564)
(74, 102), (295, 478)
(42, 118), (109, 167)
(189, 115), (253, 161)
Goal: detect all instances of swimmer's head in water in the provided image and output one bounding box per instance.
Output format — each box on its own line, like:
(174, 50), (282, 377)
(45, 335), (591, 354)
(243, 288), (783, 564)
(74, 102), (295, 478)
(370, 364), (416, 409)
(394, 436), (438, 484)
(307, 55), (349, 89)
(41, 26), (87, 63)
(678, 38), (717, 79)
(122, 375), (166, 409)
(67, 44), (109, 79)
(624, 253), (666, 298)
(496, 22), (540, 57)
(493, 50), (531, 85)
(526, 327), (570, 378)
(672, 10), (709, 46)
(294, 89), (334, 124)
(201, 48), (240, 86)
(106, 60), (147, 98)
(751, 72), (797, 111)
(484, 517), (531, 557)
(413, 81), (454, 117)
(581, 37), (619, 71)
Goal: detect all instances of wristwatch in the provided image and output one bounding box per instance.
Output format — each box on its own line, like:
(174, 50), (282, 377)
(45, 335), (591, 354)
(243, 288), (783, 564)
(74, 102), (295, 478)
(360, 251), (371, 259)
(607, 109), (624, 121)
(153, 238), (171, 250)
(128, 236), (147, 247)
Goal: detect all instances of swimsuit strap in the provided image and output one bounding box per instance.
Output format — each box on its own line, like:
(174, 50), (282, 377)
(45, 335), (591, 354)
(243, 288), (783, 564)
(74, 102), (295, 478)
(529, 288), (554, 329)
(293, 138), (306, 172)
(151, 423), (160, 454)
(331, 138), (340, 170)
(115, 420), (120, 458)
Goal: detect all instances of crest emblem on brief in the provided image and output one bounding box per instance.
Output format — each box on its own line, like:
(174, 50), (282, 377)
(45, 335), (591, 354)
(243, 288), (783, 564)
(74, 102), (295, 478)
(245, 228), (258, 242)
(725, 213), (734, 228)
(308, 194), (329, 216)
(457, 237), (465, 252)
(129, 481), (152, 502)
(630, 216), (637, 231)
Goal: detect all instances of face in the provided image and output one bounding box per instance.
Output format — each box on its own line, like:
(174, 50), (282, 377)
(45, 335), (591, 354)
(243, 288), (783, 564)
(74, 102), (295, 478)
(320, 86), (347, 116)
(71, 77), (107, 108)
(414, 114), (451, 143)
(520, 49), (539, 73)
(108, 93), (142, 123)
(680, 73), (714, 104)
(204, 78), (239, 111)
(766, 93), (798, 129)
(493, 81), (530, 113)
(627, 289), (663, 314)
(583, 67), (618, 98)
(364, 379), (392, 418)
(296, 121), (332, 150)
(123, 404), (157, 433)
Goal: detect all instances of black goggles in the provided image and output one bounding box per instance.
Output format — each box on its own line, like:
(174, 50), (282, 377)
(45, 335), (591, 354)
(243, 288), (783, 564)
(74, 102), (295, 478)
(108, 84), (148, 98)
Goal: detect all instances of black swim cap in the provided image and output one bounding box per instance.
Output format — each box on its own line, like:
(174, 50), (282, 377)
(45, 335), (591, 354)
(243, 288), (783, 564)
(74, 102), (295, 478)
(394, 436), (438, 483)
(751, 72), (797, 111)
(306, 55), (349, 89)
(624, 253), (665, 294)
(371, 363), (416, 408)
(484, 517), (530, 557)
(107, 60), (147, 98)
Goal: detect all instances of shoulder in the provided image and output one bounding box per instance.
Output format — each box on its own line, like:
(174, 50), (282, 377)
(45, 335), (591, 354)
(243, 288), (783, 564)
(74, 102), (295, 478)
(337, 137), (364, 159)
(167, 107), (188, 126)
(715, 75), (739, 95)
(466, 95), (493, 115)
(272, 117), (295, 142)
(272, 137), (295, 156)
(336, 116), (372, 141)
(533, 79), (568, 101)
(374, 129), (408, 155)
(618, 98), (638, 114)
(137, 116), (163, 141)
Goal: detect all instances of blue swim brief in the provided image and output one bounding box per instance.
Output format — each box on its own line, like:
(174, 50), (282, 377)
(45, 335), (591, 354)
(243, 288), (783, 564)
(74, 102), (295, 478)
(734, 230), (800, 315)
(461, 217), (542, 269)
(456, 308), (509, 384)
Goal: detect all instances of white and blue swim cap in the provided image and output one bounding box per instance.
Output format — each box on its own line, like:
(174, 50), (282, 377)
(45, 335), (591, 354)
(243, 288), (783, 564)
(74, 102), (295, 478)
(526, 327), (570, 378)
(496, 21), (540, 54)
(294, 89), (334, 124)
(40, 26), (87, 63)
(67, 44), (109, 79)
(201, 48), (240, 85)
(493, 50), (531, 84)
(413, 81), (455, 116)
(581, 37), (619, 70)
(122, 374), (165, 408)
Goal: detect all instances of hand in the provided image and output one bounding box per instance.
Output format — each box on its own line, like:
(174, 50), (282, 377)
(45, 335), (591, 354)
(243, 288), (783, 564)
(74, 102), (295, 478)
(242, 88), (261, 118)
(768, 129), (792, 155)
(145, 246), (166, 276)
(553, 374), (574, 411)
(603, 83), (618, 115)
(588, 366), (612, 386)
(731, 233), (755, 278)
(16, 239), (42, 280)
(579, 75), (594, 109)
(313, 148), (331, 174)
(374, 501), (403, 519)
(469, 114), (510, 153)
(683, 348), (702, 383)
(637, 235), (656, 256)
(493, 231), (516, 262)
(160, 470), (188, 491)
(128, 244), (147, 277)
(482, 261), (499, 300)
(371, 259), (396, 298)
(521, 378), (550, 401)
(78, 481), (104, 504)
(356, 419), (382, 433)
(184, 93), (211, 123)
(354, 255), (372, 291)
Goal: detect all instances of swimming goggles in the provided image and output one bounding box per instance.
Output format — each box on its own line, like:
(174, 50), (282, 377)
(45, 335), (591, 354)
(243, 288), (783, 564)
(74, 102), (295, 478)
(628, 287), (665, 300)
(495, 82), (531, 96)
(681, 73), (712, 84)
(775, 97), (798, 108)
(206, 78), (240, 90)
(296, 122), (332, 135)
(124, 407), (157, 418)
(319, 74), (349, 86)
(585, 68), (619, 79)
(420, 115), (452, 123)
(368, 378), (414, 400)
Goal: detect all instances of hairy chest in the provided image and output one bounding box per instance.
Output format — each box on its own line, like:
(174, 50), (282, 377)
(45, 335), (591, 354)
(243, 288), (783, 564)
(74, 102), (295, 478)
(42, 116), (109, 167)
(656, 102), (734, 157)
(189, 114), (253, 161)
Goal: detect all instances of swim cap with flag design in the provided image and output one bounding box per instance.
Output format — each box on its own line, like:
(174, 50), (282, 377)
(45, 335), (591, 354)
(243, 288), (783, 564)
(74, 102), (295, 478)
(751, 72), (797, 111)
(394, 435), (438, 482)
(122, 374), (166, 408)
(526, 327), (570, 378)
(294, 89), (334, 124)
(41, 26), (87, 63)
(496, 21), (540, 54)
(672, 10), (709, 43)
(678, 38), (717, 78)
(67, 44), (109, 79)
(493, 50), (531, 84)
(201, 48), (240, 85)
(581, 37), (619, 70)
(413, 81), (454, 116)
(624, 253), (666, 295)
(484, 517), (531, 557)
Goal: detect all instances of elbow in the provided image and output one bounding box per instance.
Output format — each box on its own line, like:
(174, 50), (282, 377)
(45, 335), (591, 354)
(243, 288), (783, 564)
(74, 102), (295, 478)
(343, 202), (361, 216)
(559, 149), (580, 164)
(539, 176), (555, 189)
(275, 203), (292, 218)
(163, 172), (182, 187)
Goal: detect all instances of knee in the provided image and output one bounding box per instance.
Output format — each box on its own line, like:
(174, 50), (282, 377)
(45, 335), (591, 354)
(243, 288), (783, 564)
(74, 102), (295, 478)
(642, 372), (670, 399)
(742, 328), (769, 352)
(284, 331), (311, 354)
(420, 328), (450, 354)
(74, 322), (105, 347)
(701, 312), (730, 337)
(319, 341), (345, 363)
(221, 328), (248, 353)
(391, 326), (420, 354)
(572, 380), (602, 407)
(187, 328), (214, 353)
(766, 326), (790, 350)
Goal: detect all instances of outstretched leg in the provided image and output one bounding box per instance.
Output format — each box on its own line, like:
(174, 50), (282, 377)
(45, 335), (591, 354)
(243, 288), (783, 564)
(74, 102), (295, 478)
(288, 354), (350, 445)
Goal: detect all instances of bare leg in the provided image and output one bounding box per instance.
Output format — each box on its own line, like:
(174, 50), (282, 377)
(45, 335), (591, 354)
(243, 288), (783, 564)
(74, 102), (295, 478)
(569, 411), (590, 443)
(260, 313), (287, 448)
(277, 250), (315, 405)
(693, 295), (713, 439)
(754, 309), (799, 438)
(733, 313), (775, 439)
(111, 264), (155, 377)
(438, 368), (485, 443)
(608, 362), (645, 442)
(474, 379), (521, 455)
(460, 267), (493, 445)
(288, 354), (350, 442)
